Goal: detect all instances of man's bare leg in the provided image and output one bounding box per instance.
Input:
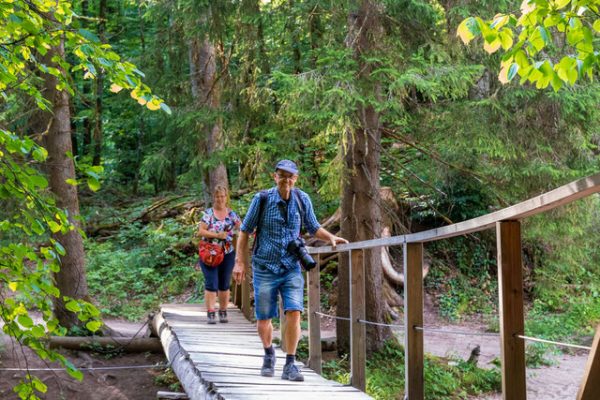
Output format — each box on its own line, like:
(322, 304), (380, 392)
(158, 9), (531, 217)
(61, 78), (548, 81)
(258, 319), (276, 377)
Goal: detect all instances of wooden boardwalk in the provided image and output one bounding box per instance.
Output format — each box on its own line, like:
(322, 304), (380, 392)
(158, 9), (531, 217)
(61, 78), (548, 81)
(153, 303), (372, 400)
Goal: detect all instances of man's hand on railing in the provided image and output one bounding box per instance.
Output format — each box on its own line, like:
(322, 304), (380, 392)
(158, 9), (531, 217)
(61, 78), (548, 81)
(315, 227), (348, 250)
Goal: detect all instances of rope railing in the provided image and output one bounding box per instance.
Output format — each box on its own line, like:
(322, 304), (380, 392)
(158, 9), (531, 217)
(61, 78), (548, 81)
(515, 334), (592, 351)
(314, 311), (592, 349)
(0, 363), (170, 372)
(413, 326), (500, 338)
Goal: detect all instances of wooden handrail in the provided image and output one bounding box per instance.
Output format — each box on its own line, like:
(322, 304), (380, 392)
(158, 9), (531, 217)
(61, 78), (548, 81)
(303, 171), (600, 399)
(308, 172), (600, 254)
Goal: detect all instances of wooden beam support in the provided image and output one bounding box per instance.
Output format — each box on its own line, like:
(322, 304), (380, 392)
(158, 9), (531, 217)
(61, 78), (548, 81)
(308, 254), (322, 373)
(404, 242), (424, 400)
(577, 324), (600, 400)
(279, 299), (287, 353)
(241, 263), (253, 321)
(232, 281), (242, 308)
(350, 249), (367, 391)
(497, 221), (526, 400)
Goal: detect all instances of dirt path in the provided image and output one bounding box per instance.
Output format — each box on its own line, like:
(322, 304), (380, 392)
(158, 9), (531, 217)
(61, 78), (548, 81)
(0, 318), (171, 400)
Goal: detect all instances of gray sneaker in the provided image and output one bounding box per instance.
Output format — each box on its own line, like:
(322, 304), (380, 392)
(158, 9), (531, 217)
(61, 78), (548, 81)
(281, 362), (304, 381)
(261, 353), (276, 377)
(207, 311), (216, 324)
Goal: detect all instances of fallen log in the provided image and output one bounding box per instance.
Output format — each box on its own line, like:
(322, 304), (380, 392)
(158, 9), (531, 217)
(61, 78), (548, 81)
(48, 336), (163, 353)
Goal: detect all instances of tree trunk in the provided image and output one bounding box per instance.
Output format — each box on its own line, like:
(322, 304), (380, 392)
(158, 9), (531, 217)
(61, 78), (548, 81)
(189, 28), (228, 194)
(43, 40), (90, 329)
(338, 0), (392, 355)
(92, 0), (106, 166)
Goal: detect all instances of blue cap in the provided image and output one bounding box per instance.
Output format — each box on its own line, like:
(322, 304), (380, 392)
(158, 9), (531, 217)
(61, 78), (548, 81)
(275, 159), (299, 175)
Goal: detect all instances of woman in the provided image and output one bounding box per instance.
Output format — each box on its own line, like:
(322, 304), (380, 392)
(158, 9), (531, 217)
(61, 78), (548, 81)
(197, 185), (241, 324)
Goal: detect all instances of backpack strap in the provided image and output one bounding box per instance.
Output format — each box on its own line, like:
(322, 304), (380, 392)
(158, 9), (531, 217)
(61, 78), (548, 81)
(291, 189), (305, 234)
(253, 190), (269, 254)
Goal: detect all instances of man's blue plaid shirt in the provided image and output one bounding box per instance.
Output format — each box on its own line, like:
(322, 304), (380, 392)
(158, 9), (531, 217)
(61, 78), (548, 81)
(240, 187), (321, 274)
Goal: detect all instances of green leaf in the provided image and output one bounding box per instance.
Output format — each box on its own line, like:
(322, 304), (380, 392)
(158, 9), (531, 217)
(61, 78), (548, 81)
(32, 147), (48, 161)
(555, 0), (571, 10)
(54, 241), (66, 255)
(85, 320), (102, 332)
(30, 175), (48, 188)
(160, 102), (172, 115)
(87, 177), (101, 192)
(78, 29), (100, 43)
(593, 19), (600, 33)
(65, 362), (83, 381)
(66, 178), (78, 186)
(457, 18), (477, 44)
(538, 26), (551, 45)
(48, 221), (61, 233)
(31, 325), (46, 338)
(31, 377), (47, 393)
(18, 315), (34, 328)
(65, 300), (81, 312)
(508, 63), (519, 81)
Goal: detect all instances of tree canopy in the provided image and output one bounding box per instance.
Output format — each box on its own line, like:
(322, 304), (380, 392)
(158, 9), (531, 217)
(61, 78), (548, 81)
(458, 0), (600, 89)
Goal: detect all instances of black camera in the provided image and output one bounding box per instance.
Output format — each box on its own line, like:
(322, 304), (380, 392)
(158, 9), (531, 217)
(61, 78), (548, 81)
(287, 238), (317, 271)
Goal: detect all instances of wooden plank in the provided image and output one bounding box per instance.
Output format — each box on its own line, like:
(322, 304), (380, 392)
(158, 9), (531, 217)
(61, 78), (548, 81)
(577, 324), (600, 400)
(307, 172), (600, 253)
(193, 364), (317, 376)
(350, 249), (366, 392)
(404, 242), (424, 400)
(200, 373), (332, 385)
(307, 253), (322, 373)
(497, 221), (526, 400)
(186, 347), (276, 357)
(221, 393), (370, 400)
(156, 391), (189, 399)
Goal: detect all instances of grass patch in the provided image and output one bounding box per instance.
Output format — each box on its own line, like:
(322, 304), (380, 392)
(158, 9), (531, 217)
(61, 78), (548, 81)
(323, 339), (501, 399)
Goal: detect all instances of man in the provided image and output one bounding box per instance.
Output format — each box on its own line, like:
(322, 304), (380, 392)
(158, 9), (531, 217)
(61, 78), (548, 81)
(233, 160), (348, 382)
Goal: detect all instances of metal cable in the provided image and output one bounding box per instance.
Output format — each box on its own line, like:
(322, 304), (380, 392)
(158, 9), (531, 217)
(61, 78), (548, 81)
(314, 311), (351, 321)
(0, 363), (170, 372)
(414, 326), (501, 337)
(357, 319), (405, 329)
(515, 334), (592, 351)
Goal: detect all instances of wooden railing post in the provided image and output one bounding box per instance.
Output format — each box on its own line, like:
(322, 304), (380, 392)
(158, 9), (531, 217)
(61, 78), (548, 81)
(497, 221), (526, 400)
(577, 324), (600, 400)
(241, 263), (253, 321)
(404, 242), (424, 400)
(350, 249), (366, 391)
(308, 254), (322, 373)
(279, 299), (287, 353)
(232, 281), (242, 308)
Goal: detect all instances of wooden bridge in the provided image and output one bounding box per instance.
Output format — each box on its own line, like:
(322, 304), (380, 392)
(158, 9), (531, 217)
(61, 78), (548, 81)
(152, 303), (372, 399)
(154, 173), (600, 399)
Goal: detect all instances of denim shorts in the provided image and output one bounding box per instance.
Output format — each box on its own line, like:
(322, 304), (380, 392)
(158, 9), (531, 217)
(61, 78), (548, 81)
(253, 263), (304, 320)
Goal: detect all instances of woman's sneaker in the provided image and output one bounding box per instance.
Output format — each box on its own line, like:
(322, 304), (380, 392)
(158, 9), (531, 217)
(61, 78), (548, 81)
(218, 310), (228, 323)
(281, 363), (304, 381)
(207, 311), (216, 324)
(260, 353), (276, 377)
